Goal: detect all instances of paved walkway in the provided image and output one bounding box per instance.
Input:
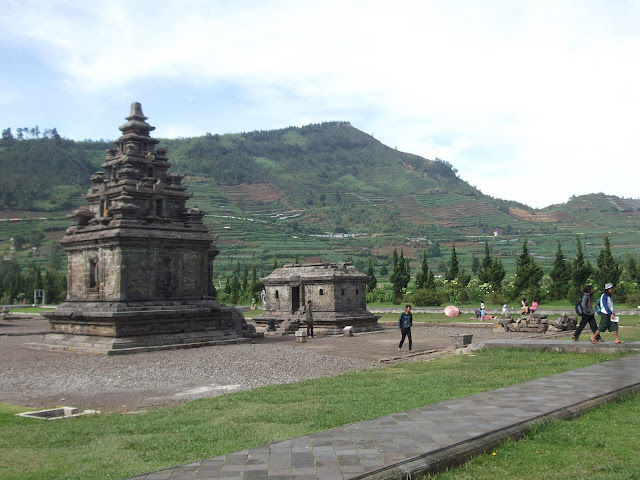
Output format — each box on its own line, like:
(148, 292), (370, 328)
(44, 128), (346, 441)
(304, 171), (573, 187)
(129, 344), (640, 480)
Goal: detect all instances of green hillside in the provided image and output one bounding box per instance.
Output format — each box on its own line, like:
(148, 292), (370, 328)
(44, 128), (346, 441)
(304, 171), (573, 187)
(1, 122), (639, 292)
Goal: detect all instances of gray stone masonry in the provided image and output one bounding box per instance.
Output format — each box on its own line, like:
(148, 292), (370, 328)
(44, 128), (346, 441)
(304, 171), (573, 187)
(41, 103), (256, 354)
(255, 262), (380, 336)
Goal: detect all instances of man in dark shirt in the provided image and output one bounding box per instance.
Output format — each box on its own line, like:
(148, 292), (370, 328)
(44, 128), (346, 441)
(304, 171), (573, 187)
(398, 304), (413, 351)
(573, 285), (600, 341)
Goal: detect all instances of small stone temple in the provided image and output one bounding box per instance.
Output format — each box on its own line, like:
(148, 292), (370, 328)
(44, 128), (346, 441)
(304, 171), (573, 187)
(255, 262), (380, 335)
(41, 103), (255, 354)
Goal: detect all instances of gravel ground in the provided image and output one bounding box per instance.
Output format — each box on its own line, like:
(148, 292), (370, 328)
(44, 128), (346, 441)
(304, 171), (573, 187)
(0, 320), (557, 413)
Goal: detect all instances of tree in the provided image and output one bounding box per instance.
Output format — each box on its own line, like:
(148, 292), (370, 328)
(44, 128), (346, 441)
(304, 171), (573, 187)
(471, 255), (480, 275)
(426, 241), (441, 258)
(445, 244), (459, 281)
(248, 264), (261, 299)
(415, 252), (428, 289)
(514, 240), (543, 298)
(595, 235), (622, 289)
(229, 272), (240, 304)
(390, 249), (410, 302)
(457, 268), (471, 288)
(623, 254), (639, 284)
(548, 242), (571, 300)
(1, 128), (13, 143)
(415, 251), (436, 290)
(379, 263), (388, 277)
(487, 258), (506, 291)
(478, 242), (492, 284)
(366, 258), (377, 292)
(477, 241), (505, 291)
(571, 236), (592, 296)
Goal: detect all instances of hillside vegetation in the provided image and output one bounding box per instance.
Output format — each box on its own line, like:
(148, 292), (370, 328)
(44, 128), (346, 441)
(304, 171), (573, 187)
(1, 122), (639, 305)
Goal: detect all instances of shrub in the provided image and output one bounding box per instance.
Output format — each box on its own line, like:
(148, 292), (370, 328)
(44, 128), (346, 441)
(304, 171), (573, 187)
(408, 288), (445, 306)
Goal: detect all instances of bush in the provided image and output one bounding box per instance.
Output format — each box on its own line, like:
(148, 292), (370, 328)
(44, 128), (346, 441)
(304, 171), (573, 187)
(486, 292), (508, 305)
(625, 288), (640, 308)
(408, 288), (445, 306)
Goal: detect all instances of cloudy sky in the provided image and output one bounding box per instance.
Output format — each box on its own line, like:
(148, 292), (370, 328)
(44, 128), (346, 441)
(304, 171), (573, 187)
(1, 1), (638, 208)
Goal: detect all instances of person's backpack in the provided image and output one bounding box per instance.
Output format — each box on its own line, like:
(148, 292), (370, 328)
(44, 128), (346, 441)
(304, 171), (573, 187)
(575, 299), (583, 316)
(595, 297), (602, 314)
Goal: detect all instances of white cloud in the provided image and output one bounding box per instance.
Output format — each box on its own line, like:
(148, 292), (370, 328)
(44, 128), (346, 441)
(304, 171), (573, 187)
(1, 0), (640, 207)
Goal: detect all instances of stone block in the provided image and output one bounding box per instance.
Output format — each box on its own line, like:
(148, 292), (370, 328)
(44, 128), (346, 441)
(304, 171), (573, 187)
(449, 334), (473, 347)
(295, 330), (307, 343)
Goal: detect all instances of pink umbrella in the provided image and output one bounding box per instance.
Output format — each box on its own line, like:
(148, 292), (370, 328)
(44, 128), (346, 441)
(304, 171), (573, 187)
(444, 305), (460, 317)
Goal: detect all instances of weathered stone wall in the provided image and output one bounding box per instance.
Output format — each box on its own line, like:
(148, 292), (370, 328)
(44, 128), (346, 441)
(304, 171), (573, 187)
(332, 281), (366, 311)
(66, 248), (123, 301)
(266, 284), (295, 313)
(303, 283), (333, 311)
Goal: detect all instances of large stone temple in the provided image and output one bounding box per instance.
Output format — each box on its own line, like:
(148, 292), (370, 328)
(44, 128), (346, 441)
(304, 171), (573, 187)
(255, 262), (380, 335)
(41, 103), (255, 354)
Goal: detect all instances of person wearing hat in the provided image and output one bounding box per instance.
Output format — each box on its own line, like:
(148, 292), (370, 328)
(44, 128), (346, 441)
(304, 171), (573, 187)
(591, 283), (624, 344)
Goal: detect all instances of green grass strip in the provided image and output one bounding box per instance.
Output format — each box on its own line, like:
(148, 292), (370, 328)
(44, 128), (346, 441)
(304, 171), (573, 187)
(423, 390), (640, 479)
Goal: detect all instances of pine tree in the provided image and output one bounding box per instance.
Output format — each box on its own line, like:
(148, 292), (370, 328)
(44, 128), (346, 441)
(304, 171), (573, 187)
(549, 242), (571, 299)
(471, 256), (480, 275)
(624, 254), (639, 284)
(514, 240), (543, 298)
(478, 242), (492, 283)
(390, 249), (410, 302)
(445, 244), (459, 281)
(487, 258), (506, 291)
(229, 273), (240, 304)
(248, 264), (260, 298)
(571, 236), (592, 295)
(415, 252), (429, 289)
(595, 234), (622, 289)
(366, 258), (377, 292)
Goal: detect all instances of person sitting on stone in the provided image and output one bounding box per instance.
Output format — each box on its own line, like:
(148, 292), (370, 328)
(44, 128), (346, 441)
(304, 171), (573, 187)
(530, 299), (539, 313)
(520, 298), (529, 315)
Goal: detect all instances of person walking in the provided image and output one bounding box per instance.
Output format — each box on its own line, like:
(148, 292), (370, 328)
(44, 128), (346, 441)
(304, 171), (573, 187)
(591, 283), (624, 344)
(304, 300), (314, 337)
(398, 304), (413, 351)
(573, 285), (601, 341)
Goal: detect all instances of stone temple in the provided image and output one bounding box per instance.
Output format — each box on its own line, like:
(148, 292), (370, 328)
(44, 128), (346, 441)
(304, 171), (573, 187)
(41, 103), (255, 354)
(254, 262), (380, 335)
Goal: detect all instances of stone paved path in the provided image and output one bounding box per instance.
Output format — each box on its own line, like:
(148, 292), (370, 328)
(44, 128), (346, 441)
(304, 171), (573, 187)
(129, 343), (640, 480)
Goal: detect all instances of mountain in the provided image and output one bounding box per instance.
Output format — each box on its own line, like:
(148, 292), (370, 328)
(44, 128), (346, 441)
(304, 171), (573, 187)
(1, 122), (638, 277)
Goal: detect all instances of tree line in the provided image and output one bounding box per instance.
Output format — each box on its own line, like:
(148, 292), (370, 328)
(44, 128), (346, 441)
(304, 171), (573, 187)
(365, 234), (640, 308)
(0, 259), (66, 305)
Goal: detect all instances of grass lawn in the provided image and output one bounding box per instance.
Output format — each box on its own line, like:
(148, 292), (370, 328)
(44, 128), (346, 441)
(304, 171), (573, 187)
(423, 391), (640, 480)
(6, 306), (56, 313)
(0, 348), (635, 480)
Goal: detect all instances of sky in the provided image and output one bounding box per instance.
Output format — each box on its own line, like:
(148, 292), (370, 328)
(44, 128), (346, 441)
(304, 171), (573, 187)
(1, 0), (639, 209)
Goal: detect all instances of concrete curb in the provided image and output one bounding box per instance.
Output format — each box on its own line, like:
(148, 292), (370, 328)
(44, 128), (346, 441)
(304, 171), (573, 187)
(356, 382), (640, 479)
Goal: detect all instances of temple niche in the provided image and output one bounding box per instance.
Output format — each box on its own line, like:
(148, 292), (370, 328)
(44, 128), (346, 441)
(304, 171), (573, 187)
(254, 262), (380, 335)
(41, 103), (256, 354)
